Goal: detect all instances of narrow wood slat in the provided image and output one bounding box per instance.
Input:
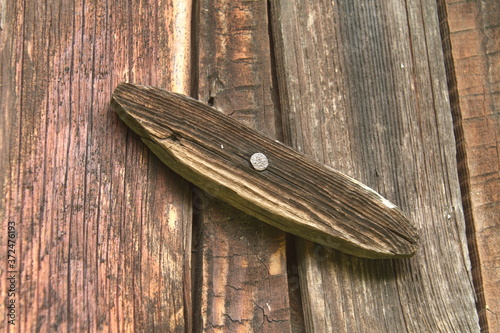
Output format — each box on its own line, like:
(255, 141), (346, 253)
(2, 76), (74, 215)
(112, 83), (418, 259)
(270, 0), (480, 331)
(0, 1), (193, 331)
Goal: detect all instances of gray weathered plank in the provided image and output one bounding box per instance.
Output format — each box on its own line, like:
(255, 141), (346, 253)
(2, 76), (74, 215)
(270, 0), (480, 331)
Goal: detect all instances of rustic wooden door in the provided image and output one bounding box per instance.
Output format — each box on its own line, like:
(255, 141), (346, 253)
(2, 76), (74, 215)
(1, 0), (498, 332)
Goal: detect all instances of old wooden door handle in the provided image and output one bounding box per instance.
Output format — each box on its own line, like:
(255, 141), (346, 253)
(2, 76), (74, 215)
(111, 83), (418, 259)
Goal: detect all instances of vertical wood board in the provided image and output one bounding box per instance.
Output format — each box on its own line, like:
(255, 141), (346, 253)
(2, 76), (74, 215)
(193, 0), (292, 332)
(270, 0), (480, 331)
(0, 0), (193, 331)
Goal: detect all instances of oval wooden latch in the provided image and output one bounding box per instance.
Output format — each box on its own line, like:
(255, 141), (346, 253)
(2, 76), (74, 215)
(111, 83), (419, 259)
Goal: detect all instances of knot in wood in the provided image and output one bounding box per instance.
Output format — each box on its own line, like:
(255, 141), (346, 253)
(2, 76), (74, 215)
(250, 153), (269, 171)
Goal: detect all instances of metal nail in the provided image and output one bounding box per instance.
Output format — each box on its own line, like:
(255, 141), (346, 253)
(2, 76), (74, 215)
(250, 153), (269, 171)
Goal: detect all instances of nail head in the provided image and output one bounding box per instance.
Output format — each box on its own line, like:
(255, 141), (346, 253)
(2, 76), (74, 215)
(250, 153), (268, 171)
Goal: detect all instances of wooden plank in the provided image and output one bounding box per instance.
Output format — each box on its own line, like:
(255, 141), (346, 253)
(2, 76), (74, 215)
(438, 0), (500, 331)
(193, 0), (293, 331)
(270, 0), (480, 331)
(0, 0), (193, 331)
(112, 83), (418, 259)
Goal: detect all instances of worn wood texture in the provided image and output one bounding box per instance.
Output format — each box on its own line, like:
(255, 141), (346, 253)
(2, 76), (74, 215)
(270, 0), (480, 331)
(0, 0), (193, 331)
(438, 0), (500, 331)
(112, 83), (418, 259)
(193, 1), (293, 331)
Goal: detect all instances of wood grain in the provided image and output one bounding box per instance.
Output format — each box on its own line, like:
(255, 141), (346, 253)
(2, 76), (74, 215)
(1, 0), (492, 331)
(438, 0), (500, 331)
(270, 0), (480, 331)
(193, 1), (293, 331)
(111, 83), (418, 259)
(0, 1), (192, 331)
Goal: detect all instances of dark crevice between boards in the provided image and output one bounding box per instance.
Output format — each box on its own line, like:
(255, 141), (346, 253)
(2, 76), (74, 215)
(267, 1), (305, 332)
(190, 0), (200, 101)
(267, 0), (285, 144)
(191, 186), (204, 333)
(190, 0), (202, 332)
(436, 0), (486, 330)
(285, 234), (306, 332)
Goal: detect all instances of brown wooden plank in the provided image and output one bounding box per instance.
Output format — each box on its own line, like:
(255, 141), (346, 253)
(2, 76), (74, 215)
(438, 0), (500, 331)
(193, 0), (292, 331)
(0, 0), (193, 331)
(270, 0), (480, 331)
(111, 83), (418, 259)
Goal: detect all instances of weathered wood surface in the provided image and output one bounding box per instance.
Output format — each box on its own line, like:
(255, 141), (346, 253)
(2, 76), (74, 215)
(270, 0), (480, 331)
(1, 0), (493, 331)
(193, 1), (293, 331)
(0, 1), (193, 331)
(439, 0), (500, 331)
(112, 83), (418, 259)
